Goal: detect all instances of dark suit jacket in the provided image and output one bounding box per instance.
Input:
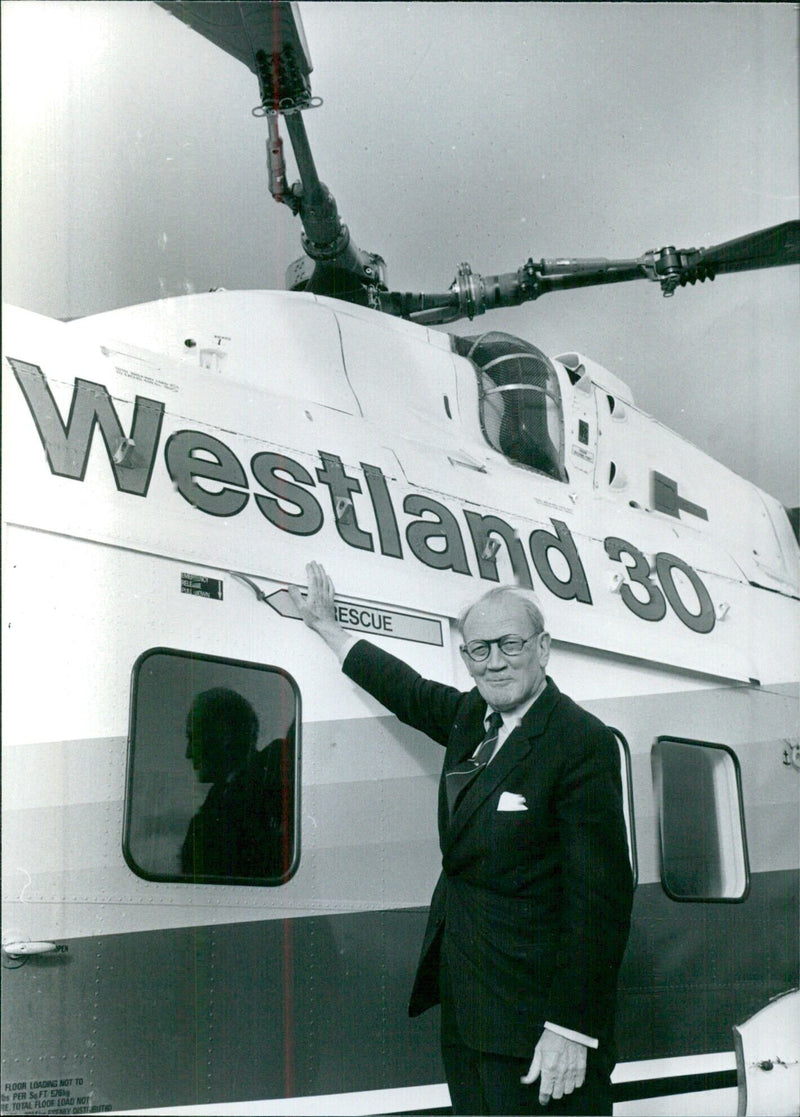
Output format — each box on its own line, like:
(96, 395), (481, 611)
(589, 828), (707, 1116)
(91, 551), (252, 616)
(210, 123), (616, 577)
(343, 639), (633, 1061)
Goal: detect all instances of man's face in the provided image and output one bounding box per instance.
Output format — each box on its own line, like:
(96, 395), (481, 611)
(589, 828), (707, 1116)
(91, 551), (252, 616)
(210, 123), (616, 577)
(460, 596), (550, 712)
(186, 729), (226, 784)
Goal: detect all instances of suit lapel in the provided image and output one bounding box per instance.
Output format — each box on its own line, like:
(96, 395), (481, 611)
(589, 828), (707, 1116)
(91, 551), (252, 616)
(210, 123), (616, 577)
(442, 678), (561, 852)
(438, 696), (485, 832)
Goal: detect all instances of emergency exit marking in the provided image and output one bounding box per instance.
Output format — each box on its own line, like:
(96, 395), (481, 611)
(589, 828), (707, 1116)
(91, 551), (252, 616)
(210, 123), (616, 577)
(265, 588), (443, 646)
(181, 573), (223, 600)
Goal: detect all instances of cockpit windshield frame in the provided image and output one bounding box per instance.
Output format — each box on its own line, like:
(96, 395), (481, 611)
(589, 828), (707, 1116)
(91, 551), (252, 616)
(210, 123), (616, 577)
(455, 332), (567, 482)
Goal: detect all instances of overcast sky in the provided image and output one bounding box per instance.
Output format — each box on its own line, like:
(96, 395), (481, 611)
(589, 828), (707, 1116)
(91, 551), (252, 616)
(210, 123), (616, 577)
(3, 1), (798, 506)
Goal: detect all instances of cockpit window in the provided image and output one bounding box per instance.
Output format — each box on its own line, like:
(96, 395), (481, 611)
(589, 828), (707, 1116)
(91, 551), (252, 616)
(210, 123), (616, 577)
(455, 332), (567, 481)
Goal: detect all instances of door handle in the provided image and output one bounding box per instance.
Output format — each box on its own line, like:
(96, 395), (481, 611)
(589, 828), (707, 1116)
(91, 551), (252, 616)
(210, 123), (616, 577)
(3, 941), (61, 957)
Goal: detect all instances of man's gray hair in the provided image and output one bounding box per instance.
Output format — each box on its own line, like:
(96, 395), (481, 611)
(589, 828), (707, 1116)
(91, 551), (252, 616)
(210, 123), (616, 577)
(457, 585), (547, 638)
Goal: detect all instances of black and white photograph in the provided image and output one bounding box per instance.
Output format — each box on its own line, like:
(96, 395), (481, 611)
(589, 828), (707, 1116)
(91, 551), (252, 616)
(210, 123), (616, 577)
(2, 3), (798, 1115)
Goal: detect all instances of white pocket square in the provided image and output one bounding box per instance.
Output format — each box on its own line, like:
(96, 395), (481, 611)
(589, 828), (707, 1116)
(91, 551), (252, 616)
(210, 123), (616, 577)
(497, 791), (527, 812)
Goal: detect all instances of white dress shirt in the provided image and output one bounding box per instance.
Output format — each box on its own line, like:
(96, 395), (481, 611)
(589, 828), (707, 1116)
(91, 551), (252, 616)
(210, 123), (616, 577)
(476, 686), (544, 761)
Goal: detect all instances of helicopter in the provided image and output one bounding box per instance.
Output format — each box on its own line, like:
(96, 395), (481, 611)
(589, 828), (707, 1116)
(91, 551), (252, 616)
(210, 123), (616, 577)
(2, 3), (798, 1116)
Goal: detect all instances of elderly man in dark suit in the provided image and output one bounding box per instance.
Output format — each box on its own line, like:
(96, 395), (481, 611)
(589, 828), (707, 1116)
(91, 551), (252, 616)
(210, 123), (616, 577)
(290, 562), (632, 1115)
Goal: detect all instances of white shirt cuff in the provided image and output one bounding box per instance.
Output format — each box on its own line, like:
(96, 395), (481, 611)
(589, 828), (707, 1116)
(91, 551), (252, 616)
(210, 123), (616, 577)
(543, 1021), (599, 1049)
(337, 634), (360, 665)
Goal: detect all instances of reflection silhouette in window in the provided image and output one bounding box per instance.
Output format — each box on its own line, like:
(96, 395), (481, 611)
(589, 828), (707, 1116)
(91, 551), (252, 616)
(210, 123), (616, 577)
(182, 688), (291, 879)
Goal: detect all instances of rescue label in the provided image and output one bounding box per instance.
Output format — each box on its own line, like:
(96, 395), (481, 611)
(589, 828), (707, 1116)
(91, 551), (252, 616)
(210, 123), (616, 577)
(265, 588), (443, 646)
(332, 602), (443, 645)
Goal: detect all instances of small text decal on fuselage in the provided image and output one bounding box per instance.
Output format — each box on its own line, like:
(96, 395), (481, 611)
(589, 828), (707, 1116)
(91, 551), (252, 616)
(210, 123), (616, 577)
(181, 574), (223, 600)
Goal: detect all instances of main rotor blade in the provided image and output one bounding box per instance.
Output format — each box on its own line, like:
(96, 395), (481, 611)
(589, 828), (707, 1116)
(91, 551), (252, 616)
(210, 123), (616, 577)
(688, 220), (800, 276)
(155, 0), (312, 107)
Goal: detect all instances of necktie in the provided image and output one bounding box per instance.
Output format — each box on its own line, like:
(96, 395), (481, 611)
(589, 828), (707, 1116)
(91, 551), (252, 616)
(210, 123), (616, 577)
(445, 710), (503, 817)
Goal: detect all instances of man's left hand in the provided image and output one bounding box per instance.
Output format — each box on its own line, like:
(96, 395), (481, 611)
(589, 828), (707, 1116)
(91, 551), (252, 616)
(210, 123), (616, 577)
(521, 1030), (587, 1105)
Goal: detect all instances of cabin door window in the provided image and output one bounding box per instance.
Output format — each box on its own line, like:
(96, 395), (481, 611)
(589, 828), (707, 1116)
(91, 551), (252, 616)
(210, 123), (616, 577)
(124, 648), (300, 885)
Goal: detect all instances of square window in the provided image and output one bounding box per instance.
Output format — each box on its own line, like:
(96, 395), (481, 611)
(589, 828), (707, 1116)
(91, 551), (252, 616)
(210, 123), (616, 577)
(652, 737), (749, 901)
(124, 648), (300, 885)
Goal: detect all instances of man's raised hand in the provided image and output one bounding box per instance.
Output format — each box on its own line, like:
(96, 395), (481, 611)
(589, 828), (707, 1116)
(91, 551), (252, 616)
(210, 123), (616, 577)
(288, 562), (351, 656)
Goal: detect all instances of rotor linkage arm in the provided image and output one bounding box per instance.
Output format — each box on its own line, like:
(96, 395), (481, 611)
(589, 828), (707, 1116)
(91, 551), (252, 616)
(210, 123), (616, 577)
(378, 222), (800, 324)
(378, 264), (530, 325)
(378, 256), (652, 325)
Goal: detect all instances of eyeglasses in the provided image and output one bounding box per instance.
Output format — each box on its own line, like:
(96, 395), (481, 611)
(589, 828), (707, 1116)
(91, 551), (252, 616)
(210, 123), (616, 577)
(460, 633), (541, 662)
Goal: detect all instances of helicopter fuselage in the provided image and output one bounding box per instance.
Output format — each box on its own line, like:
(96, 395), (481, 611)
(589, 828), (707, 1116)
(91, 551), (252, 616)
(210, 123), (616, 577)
(2, 289), (798, 1115)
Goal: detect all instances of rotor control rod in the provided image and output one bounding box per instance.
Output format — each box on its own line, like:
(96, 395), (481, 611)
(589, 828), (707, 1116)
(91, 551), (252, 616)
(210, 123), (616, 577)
(266, 116), (296, 212)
